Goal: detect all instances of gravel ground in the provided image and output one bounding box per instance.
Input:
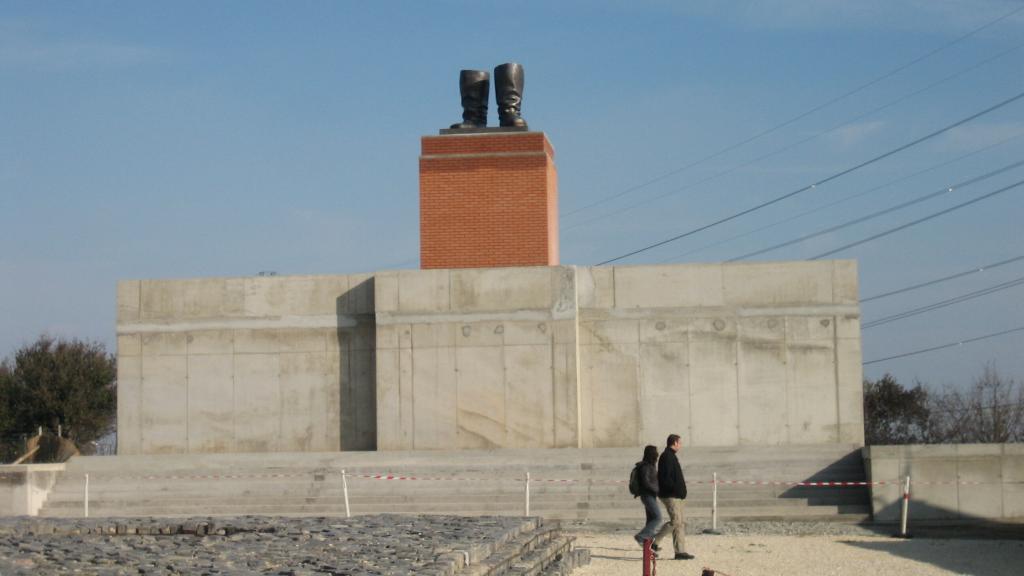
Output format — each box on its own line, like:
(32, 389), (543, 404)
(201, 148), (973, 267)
(570, 522), (1024, 576)
(0, 515), (538, 575)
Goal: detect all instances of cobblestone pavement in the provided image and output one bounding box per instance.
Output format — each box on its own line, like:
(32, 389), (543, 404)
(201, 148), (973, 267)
(0, 515), (537, 575)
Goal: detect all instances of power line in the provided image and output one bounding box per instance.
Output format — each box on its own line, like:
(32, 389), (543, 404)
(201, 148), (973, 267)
(809, 177), (1024, 259)
(597, 89), (1024, 265)
(862, 273), (1024, 329)
(563, 3), (1024, 219)
(568, 39), (1024, 232)
(657, 131), (1024, 263)
(862, 254), (1024, 303)
(863, 326), (1024, 365)
(729, 159), (1024, 261)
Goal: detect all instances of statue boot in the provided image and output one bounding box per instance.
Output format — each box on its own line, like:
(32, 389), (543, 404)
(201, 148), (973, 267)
(494, 62), (528, 128)
(450, 69), (490, 129)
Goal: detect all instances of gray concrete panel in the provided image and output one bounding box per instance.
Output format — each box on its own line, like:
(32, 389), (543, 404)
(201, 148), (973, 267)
(244, 275), (349, 317)
(581, 341), (640, 447)
(723, 261), (833, 306)
(835, 337), (865, 445)
(957, 455), (1003, 519)
(140, 355), (188, 454)
(455, 346), (506, 449)
(116, 355), (142, 455)
(688, 331), (739, 446)
(614, 264), (724, 309)
(140, 278), (245, 320)
(904, 458), (959, 519)
(502, 321), (552, 346)
(375, 349), (402, 450)
(117, 280), (140, 323)
(141, 333), (187, 357)
(186, 330), (233, 356)
(399, 269), (450, 313)
(787, 341), (838, 444)
(451, 267), (552, 312)
(279, 352), (328, 452)
(576, 266), (613, 309)
(186, 354), (235, 453)
(411, 346), (458, 450)
(118, 334), (141, 357)
(737, 318), (789, 445)
(639, 341), (689, 448)
(350, 348), (377, 451)
(552, 341), (580, 448)
(233, 354), (281, 452)
(504, 345), (555, 447)
(832, 260), (858, 304)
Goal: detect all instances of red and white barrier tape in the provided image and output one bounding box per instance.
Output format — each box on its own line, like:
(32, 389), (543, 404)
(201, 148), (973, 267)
(0, 471), (1005, 486)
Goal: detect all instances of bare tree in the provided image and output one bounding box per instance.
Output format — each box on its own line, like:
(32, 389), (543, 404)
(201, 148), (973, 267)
(930, 363), (1024, 443)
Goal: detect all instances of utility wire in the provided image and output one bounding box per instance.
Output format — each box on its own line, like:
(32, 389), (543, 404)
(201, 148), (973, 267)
(598, 89), (1024, 266)
(657, 131), (1024, 263)
(862, 274), (1024, 329)
(863, 326), (1024, 365)
(563, 3), (1024, 219)
(810, 177), (1024, 259)
(730, 159), (1024, 261)
(569, 40), (1024, 232)
(863, 254), (1024, 303)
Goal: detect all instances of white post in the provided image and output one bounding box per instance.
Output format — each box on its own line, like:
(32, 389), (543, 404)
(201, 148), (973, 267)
(84, 474), (89, 518)
(524, 471), (531, 516)
(57, 424), (62, 438)
(712, 472), (719, 532)
(38, 426), (42, 437)
(341, 469), (351, 518)
(899, 475), (911, 538)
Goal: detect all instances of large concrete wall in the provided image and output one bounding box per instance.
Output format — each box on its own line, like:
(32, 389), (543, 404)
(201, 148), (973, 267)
(865, 444), (1024, 522)
(116, 274), (376, 454)
(373, 267), (580, 450)
(576, 261), (863, 448)
(117, 261), (862, 454)
(374, 261), (862, 451)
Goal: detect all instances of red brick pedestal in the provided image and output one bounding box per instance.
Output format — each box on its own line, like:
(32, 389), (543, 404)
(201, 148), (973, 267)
(419, 131), (558, 269)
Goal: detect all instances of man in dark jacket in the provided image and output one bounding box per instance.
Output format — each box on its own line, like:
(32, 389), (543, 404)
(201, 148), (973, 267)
(654, 434), (694, 560)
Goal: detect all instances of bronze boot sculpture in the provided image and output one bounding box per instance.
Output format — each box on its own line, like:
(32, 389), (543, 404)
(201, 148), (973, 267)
(494, 62), (527, 128)
(450, 69), (490, 129)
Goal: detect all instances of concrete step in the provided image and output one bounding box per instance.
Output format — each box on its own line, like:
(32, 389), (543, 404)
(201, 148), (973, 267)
(38, 446), (870, 522)
(37, 501), (869, 517)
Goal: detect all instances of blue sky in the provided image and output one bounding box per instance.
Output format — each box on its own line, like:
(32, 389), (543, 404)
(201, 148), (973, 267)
(2, 1), (1023, 391)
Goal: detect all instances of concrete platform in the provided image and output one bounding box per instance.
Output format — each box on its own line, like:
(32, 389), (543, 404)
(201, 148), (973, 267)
(37, 445), (870, 524)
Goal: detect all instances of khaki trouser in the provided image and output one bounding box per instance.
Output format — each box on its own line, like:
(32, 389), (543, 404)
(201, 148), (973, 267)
(655, 497), (686, 554)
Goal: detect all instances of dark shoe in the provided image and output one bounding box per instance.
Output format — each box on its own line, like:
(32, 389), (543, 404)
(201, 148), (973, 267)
(651, 543), (660, 552)
(450, 70), (489, 129)
(493, 62), (527, 128)
(674, 552), (695, 560)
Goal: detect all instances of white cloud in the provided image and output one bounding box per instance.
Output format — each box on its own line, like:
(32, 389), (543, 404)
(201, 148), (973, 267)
(0, 23), (156, 70)
(936, 121), (1024, 151)
(826, 120), (886, 147)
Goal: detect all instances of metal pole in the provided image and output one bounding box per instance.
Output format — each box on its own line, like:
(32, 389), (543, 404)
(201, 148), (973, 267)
(341, 469), (351, 518)
(898, 475), (911, 538)
(84, 474), (89, 518)
(712, 472), (719, 532)
(524, 471), (531, 516)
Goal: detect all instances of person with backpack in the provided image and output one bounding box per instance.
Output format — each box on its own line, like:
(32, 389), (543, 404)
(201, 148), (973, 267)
(631, 445), (662, 549)
(654, 433), (695, 560)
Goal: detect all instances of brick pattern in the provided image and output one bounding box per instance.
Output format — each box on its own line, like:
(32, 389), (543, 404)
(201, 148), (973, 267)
(420, 132), (559, 269)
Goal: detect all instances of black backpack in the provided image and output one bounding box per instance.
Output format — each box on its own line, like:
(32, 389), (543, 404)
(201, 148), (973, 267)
(628, 463), (642, 497)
